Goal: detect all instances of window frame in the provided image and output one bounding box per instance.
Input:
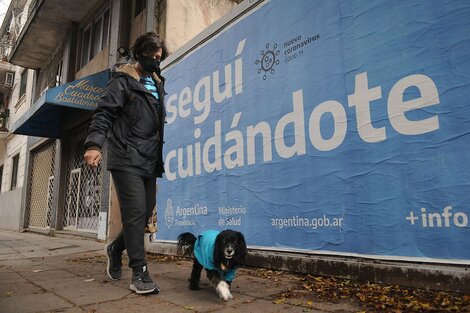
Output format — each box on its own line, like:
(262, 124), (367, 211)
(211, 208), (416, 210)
(19, 69), (27, 98)
(5, 72), (14, 86)
(79, 7), (111, 69)
(80, 25), (92, 68)
(0, 164), (3, 193)
(10, 154), (19, 191)
(90, 16), (103, 61)
(101, 9), (110, 49)
(134, 0), (147, 17)
(55, 59), (63, 87)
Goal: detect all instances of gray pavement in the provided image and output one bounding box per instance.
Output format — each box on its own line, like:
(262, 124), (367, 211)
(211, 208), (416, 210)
(0, 230), (361, 312)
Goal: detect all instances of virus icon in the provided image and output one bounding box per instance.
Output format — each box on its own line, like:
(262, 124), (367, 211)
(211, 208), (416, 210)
(256, 43), (280, 80)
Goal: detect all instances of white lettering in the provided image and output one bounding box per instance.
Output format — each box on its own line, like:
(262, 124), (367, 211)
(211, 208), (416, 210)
(309, 100), (347, 151)
(164, 71), (442, 181)
(193, 76), (211, 124)
(348, 72), (386, 143)
(274, 90), (306, 158)
(388, 74), (440, 135)
(166, 39), (246, 125)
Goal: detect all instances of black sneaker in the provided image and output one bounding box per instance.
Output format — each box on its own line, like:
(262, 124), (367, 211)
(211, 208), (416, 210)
(105, 242), (122, 280)
(130, 265), (160, 294)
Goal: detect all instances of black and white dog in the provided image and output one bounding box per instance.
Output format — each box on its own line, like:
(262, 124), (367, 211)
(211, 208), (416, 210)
(177, 229), (247, 301)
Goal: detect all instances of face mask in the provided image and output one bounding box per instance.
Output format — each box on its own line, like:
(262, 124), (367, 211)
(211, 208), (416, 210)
(138, 54), (161, 73)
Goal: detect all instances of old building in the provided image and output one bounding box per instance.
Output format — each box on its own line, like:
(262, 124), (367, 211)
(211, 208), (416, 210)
(0, 0), (33, 231)
(0, 0), (240, 239)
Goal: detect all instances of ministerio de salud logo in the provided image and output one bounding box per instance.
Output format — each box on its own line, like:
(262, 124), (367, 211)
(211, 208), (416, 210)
(255, 43), (280, 80)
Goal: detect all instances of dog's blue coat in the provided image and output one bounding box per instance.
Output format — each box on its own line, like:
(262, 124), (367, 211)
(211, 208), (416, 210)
(194, 229), (237, 281)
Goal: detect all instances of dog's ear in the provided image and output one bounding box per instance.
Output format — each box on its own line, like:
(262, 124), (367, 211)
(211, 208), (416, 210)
(213, 232), (223, 268)
(235, 232), (248, 263)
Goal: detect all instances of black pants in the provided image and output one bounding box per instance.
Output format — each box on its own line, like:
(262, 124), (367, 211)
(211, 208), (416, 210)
(110, 170), (156, 269)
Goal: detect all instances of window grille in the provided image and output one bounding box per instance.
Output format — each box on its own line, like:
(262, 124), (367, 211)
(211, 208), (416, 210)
(62, 122), (102, 233)
(27, 141), (56, 229)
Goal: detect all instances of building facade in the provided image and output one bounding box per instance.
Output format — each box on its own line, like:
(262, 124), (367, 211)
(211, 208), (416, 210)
(0, 0), (33, 231)
(0, 0), (240, 239)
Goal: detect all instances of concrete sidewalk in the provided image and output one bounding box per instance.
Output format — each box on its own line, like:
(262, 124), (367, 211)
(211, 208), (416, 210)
(0, 230), (360, 313)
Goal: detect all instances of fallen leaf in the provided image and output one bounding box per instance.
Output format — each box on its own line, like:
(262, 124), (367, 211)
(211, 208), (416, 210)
(441, 298), (451, 306)
(273, 298), (285, 304)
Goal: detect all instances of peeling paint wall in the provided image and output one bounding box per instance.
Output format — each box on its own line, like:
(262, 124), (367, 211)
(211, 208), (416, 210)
(164, 0), (239, 53)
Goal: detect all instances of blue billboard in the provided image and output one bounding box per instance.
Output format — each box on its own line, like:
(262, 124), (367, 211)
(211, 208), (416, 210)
(157, 0), (470, 263)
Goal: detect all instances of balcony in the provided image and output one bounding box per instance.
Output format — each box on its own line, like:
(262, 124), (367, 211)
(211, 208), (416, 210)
(9, 0), (102, 69)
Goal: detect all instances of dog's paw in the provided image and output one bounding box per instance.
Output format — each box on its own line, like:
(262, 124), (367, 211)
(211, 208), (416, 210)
(216, 281), (232, 301)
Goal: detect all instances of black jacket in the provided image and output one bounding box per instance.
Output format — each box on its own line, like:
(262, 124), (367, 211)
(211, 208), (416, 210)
(84, 64), (166, 178)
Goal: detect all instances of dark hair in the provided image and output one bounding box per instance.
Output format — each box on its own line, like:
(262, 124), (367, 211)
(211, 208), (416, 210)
(132, 32), (168, 61)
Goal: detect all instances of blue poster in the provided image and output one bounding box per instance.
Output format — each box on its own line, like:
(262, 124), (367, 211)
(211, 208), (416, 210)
(157, 0), (470, 263)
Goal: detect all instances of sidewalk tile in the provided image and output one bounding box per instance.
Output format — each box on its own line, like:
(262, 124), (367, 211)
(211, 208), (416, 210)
(155, 284), (255, 312)
(19, 269), (77, 284)
(84, 295), (184, 313)
(0, 281), (43, 298)
(0, 293), (73, 313)
(232, 275), (295, 298)
(52, 279), (132, 306)
(0, 272), (28, 283)
(214, 299), (302, 313)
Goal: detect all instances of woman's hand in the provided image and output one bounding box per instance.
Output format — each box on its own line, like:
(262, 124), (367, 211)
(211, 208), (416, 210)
(84, 149), (102, 167)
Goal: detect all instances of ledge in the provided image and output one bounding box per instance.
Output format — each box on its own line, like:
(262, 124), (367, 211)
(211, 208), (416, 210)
(145, 241), (470, 294)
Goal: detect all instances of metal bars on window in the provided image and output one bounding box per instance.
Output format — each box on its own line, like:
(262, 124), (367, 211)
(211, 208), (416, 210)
(63, 122), (102, 233)
(27, 140), (56, 229)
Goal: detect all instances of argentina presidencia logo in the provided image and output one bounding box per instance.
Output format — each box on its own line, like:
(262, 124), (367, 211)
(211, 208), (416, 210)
(165, 198), (174, 229)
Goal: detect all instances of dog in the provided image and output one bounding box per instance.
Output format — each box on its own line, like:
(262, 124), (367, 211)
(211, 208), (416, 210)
(177, 229), (247, 301)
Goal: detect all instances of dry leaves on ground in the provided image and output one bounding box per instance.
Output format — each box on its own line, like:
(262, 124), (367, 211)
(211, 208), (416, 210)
(147, 254), (187, 263)
(66, 255), (105, 263)
(272, 274), (470, 312)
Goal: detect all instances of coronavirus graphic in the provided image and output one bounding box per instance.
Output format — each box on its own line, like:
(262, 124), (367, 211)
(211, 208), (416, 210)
(256, 43), (280, 80)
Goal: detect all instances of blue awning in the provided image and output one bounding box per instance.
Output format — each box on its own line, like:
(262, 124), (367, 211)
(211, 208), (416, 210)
(11, 69), (110, 139)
